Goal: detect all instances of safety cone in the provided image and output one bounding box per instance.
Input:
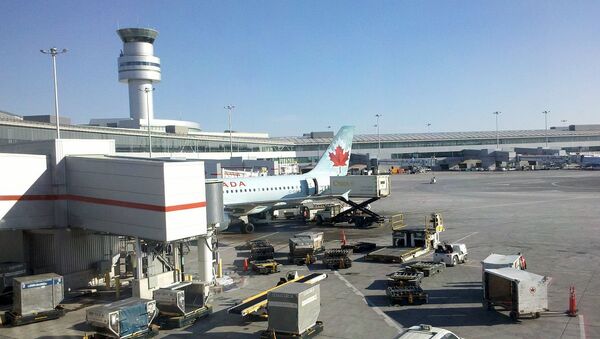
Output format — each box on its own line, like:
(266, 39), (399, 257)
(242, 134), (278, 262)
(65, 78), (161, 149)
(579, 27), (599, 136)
(340, 229), (347, 246)
(243, 258), (249, 272)
(567, 285), (578, 317)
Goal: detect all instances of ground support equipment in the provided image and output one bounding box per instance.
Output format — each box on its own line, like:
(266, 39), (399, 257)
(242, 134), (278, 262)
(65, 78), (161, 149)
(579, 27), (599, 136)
(259, 321), (324, 339)
(341, 242), (377, 253)
(365, 247), (426, 263)
(6, 306), (65, 326)
(153, 305), (212, 330)
(387, 269), (424, 287)
(407, 261), (445, 277)
(228, 273), (327, 317)
(386, 286), (428, 306)
(288, 254), (316, 265)
(251, 260), (280, 275)
(322, 249), (352, 269)
(84, 326), (159, 339)
(248, 240), (275, 261)
(331, 197), (385, 227)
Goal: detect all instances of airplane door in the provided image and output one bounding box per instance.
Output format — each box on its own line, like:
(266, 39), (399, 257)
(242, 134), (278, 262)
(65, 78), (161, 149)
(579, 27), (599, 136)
(302, 179), (316, 195)
(313, 178), (319, 195)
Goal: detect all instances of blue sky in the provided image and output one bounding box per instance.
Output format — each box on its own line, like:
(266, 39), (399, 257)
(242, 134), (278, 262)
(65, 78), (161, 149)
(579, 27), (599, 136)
(1, 1), (599, 136)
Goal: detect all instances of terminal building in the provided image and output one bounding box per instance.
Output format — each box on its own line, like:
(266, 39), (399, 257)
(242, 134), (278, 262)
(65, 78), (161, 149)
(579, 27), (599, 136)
(2, 116), (600, 171)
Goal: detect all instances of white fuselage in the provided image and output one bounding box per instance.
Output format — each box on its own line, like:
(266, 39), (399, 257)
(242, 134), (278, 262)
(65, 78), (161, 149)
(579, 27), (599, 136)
(222, 172), (332, 207)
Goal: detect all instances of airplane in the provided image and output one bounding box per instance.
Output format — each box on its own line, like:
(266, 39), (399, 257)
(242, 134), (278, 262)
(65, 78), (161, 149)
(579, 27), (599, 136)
(222, 126), (354, 233)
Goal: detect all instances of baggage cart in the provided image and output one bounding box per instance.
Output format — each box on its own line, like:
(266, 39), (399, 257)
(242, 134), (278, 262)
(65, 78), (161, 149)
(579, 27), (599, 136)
(386, 286), (428, 305)
(483, 268), (550, 320)
(252, 260), (281, 275)
(249, 240), (275, 261)
(407, 261), (445, 277)
(341, 242), (377, 253)
(322, 249), (352, 269)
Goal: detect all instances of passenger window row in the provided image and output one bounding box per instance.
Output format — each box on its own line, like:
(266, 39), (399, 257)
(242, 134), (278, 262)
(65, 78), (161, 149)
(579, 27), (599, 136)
(224, 186), (301, 194)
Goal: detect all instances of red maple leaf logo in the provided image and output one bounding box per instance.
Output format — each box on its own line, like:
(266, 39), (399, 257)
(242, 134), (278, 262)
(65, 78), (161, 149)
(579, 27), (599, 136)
(329, 146), (349, 167)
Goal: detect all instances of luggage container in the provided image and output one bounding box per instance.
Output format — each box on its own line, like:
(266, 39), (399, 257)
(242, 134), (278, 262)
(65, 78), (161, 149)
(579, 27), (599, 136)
(266, 283), (321, 336)
(483, 268), (550, 320)
(12, 273), (63, 316)
(482, 253), (525, 271)
(330, 175), (391, 198)
(293, 232), (324, 253)
(7, 273), (65, 326)
(86, 298), (158, 338)
(288, 237), (317, 265)
(153, 282), (211, 329)
(0, 262), (27, 296)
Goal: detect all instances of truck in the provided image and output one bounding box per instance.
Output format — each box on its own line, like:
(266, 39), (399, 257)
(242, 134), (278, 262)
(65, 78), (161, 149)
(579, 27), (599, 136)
(433, 243), (468, 266)
(483, 267), (550, 320)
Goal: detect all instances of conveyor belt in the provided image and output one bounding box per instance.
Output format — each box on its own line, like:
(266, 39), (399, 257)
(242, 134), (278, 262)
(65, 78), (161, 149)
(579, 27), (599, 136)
(228, 273), (326, 316)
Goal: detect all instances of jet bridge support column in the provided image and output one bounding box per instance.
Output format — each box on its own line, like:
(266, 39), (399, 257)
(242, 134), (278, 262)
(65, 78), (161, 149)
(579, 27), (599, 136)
(200, 180), (224, 285)
(197, 233), (214, 283)
(135, 237), (143, 279)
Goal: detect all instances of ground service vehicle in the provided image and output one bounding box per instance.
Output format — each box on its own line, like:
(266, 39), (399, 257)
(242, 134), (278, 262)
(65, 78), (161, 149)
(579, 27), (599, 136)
(397, 324), (462, 339)
(433, 243), (468, 266)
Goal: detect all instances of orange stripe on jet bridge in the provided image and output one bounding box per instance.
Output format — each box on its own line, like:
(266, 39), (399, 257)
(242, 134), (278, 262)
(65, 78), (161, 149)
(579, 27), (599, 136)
(0, 194), (206, 212)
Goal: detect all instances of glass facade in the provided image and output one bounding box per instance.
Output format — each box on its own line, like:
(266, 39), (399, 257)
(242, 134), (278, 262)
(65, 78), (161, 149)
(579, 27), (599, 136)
(0, 123), (294, 154)
(2, 121), (600, 157)
(295, 135), (600, 152)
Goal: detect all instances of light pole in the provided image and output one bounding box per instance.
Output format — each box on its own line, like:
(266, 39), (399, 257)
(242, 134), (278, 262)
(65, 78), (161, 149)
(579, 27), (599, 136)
(139, 87), (155, 158)
(224, 105), (235, 158)
(426, 123), (431, 132)
(493, 111), (501, 149)
(40, 47), (68, 139)
(542, 110), (550, 148)
(375, 114), (382, 160)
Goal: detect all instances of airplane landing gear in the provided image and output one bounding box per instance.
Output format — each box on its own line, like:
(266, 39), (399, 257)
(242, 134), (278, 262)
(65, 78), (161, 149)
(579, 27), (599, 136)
(241, 222), (255, 234)
(232, 216), (255, 234)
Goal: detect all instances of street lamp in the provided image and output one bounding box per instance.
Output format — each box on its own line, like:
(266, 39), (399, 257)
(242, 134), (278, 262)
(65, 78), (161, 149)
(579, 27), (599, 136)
(375, 114), (382, 160)
(542, 110), (550, 148)
(40, 47), (68, 139)
(493, 111), (501, 149)
(426, 123), (431, 132)
(224, 105), (235, 158)
(139, 87), (155, 158)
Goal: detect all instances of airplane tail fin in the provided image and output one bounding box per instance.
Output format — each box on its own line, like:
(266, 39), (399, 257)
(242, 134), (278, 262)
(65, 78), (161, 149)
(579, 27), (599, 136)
(310, 126), (355, 176)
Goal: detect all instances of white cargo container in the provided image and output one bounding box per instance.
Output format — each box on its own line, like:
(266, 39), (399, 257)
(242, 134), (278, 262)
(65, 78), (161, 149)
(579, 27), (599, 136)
(483, 267), (549, 320)
(330, 175), (390, 198)
(482, 254), (525, 271)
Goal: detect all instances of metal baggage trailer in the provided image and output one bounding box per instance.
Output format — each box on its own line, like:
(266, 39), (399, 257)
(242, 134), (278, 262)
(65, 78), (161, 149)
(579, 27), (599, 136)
(387, 269), (424, 287)
(386, 286), (428, 306)
(365, 246), (429, 263)
(483, 268), (550, 320)
(322, 249), (352, 269)
(407, 261), (446, 277)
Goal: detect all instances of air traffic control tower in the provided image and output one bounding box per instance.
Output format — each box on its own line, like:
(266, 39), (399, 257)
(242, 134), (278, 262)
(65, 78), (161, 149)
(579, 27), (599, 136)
(117, 28), (161, 123)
